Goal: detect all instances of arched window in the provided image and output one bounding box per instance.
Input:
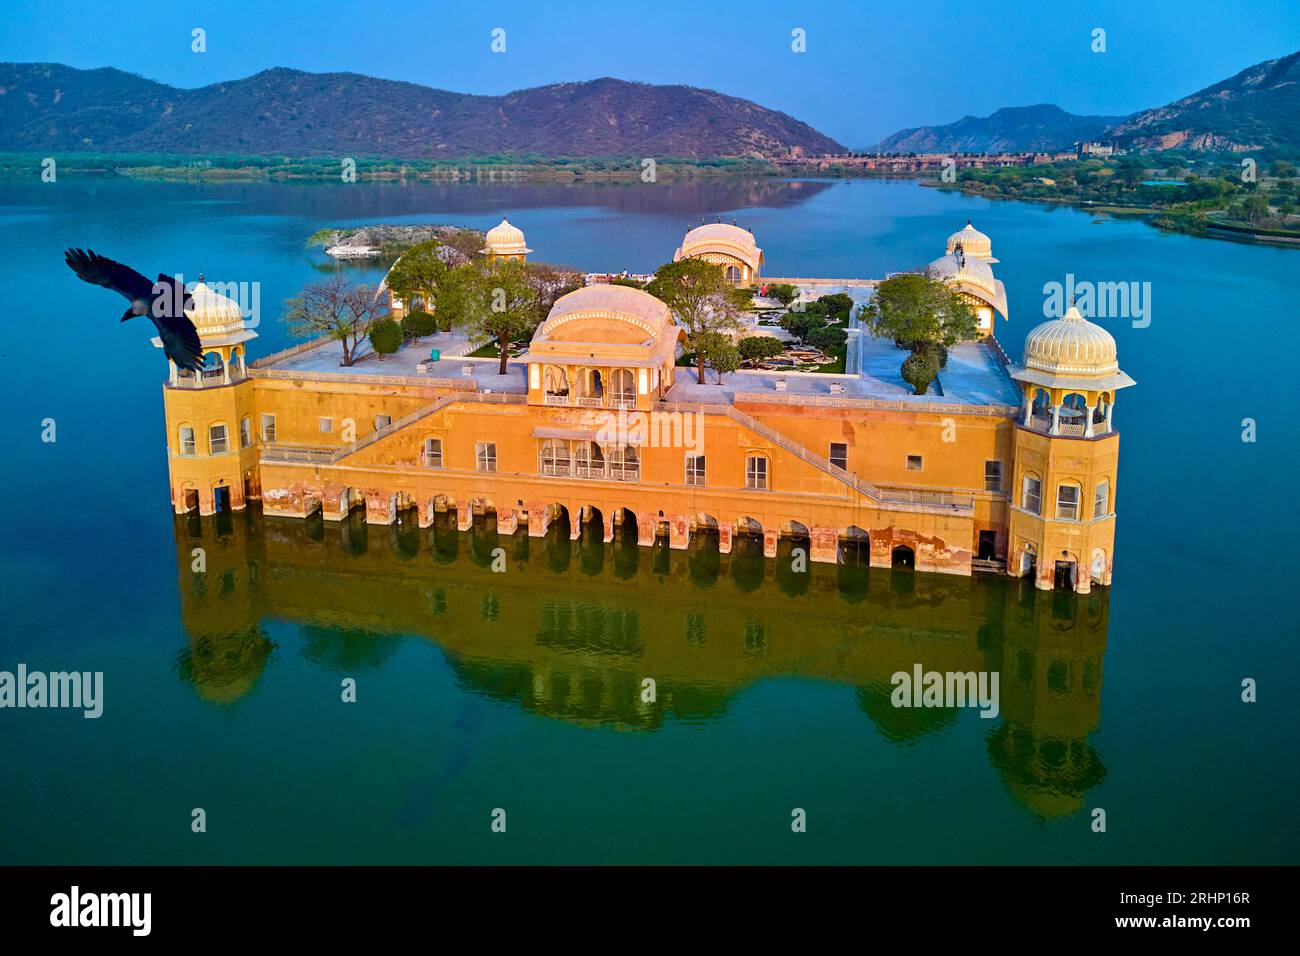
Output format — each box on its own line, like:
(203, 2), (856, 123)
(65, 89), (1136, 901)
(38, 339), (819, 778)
(208, 422), (229, 455)
(1055, 482), (1081, 520)
(610, 368), (635, 405)
(725, 265), (741, 283)
(178, 425), (196, 457)
(543, 366), (568, 395)
(1093, 481), (1110, 518)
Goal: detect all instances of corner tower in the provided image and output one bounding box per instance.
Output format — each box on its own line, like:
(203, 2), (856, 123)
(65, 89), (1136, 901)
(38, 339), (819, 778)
(1007, 305), (1135, 592)
(482, 218), (531, 264)
(158, 279), (260, 515)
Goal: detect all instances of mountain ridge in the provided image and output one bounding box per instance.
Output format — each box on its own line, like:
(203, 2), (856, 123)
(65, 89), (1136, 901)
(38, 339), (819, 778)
(0, 63), (844, 159)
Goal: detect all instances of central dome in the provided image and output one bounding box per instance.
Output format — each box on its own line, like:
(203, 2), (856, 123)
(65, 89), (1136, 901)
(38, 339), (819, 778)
(1023, 306), (1118, 376)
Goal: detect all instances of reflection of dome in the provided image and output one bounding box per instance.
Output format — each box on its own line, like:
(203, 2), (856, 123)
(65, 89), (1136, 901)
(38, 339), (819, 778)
(186, 280), (246, 337)
(946, 221), (996, 262)
(482, 218), (531, 257)
(1022, 306), (1119, 377)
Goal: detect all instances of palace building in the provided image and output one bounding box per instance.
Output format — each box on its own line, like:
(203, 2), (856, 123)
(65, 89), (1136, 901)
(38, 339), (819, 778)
(158, 222), (1132, 592)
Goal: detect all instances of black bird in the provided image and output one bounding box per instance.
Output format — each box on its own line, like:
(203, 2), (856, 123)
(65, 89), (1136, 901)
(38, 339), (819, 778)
(64, 248), (204, 371)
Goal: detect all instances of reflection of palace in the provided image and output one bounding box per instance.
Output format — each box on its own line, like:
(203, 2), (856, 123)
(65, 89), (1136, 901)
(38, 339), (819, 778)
(174, 509), (1111, 818)
(159, 218), (1133, 593)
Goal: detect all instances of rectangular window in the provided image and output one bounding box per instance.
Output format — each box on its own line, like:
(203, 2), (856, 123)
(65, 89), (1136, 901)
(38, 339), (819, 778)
(260, 414), (276, 443)
(423, 437), (443, 468)
(375, 415), (392, 430)
(319, 417), (333, 434)
(1022, 476), (1042, 515)
(1093, 481), (1109, 518)
(984, 460), (1003, 492)
(685, 454), (706, 486)
(1056, 484), (1080, 520)
(476, 442), (497, 473)
(208, 423), (228, 455)
(829, 443), (848, 470)
(239, 417), (252, 449)
(179, 426), (196, 457)
(906, 455), (923, 471)
(745, 456), (768, 490)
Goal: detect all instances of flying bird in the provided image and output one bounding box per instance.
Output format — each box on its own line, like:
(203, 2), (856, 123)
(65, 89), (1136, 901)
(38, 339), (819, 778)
(64, 248), (204, 371)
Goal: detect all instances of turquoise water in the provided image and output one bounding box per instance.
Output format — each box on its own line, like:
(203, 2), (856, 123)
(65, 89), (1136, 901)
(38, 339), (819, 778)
(0, 177), (1296, 864)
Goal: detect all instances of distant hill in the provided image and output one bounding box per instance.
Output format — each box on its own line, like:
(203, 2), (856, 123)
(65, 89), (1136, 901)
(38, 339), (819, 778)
(1106, 51), (1300, 152)
(0, 63), (844, 160)
(875, 104), (1126, 153)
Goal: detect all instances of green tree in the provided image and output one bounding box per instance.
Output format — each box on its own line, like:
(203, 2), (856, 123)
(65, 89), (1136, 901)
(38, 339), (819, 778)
(738, 335), (785, 363)
(385, 241), (448, 318)
(402, 310), (438, 340)
(645, 259), (743, 386)
(808, 324), (848, 354)
(780, 309), (829, 344)
(765, 283), (799, 306)
(817, 292), (855, 322)
(1270, 159), (1295, 179)
(902, 347), (941, 396)
(694, 331), (741, 384)
(863, 273), (979, 350)
(1241, 193), (1271, 224)
(282, 275), (383, 367)
(457, 260), (541, 375)
(369, 317), (403, 359)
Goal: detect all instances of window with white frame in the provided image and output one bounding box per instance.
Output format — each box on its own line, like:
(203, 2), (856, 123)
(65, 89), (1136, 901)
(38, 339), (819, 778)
(475, 442), (497, 472)
(745, 455), (768, 490)
(1022, 476), (1042, 515)
(685, 454), (706, 486)
(1056, 484), (1080, 520)
(179, 426), (196, 457)
(239, 417), (252, 449)
(208, 423), (229, 455)
(423, 437), (443, 468)
(1093, 481), (1109, 518)
(984, 460), (1003, 492)
(829, 443), (848, 470)
(260, 413), (276, 442)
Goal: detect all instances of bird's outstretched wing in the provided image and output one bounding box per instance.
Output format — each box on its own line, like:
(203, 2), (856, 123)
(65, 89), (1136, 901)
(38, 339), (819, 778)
(64, 248), (154, 304)
(156, 313), (205, 372)
(154, 273), (193, 316)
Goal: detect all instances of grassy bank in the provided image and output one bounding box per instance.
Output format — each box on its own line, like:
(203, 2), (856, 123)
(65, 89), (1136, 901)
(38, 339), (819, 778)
(0, 151), (780, 183)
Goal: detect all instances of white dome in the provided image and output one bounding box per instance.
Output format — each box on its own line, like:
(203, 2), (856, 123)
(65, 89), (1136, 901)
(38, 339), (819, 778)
(482, 218), (531, 256)
(185, 280), (246, 337)
(946, 221), (996, 261)
(1023, 306), (1119, 376)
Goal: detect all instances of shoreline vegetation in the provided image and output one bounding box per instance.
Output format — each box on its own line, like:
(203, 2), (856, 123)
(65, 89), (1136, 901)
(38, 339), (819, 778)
(940, 152), (1300, 246)
(6, 149), (1298, 246)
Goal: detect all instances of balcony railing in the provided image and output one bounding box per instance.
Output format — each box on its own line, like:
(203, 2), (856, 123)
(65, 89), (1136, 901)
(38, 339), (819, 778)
(538, 459), (640, 482)
(541, 393), (637, 409)
(1025, 411), (1111, 438)
(173, 366), (247, 389)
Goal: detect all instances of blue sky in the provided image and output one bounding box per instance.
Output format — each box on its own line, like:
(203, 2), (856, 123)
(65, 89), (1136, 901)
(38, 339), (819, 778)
(2, 0), (1297, 146)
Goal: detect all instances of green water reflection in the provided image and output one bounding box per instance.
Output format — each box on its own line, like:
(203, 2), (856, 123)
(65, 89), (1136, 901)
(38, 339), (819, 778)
(175, 507), (1110, 820)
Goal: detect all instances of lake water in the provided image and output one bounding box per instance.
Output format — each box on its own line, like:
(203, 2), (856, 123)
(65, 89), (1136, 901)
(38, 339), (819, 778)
(0, 177), (1296, 864)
